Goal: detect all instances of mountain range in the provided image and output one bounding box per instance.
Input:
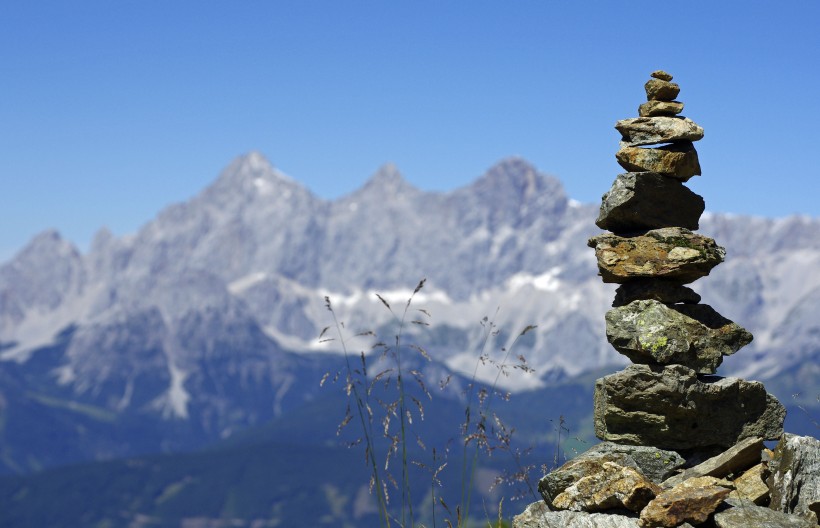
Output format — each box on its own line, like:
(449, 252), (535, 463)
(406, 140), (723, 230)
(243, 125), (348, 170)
(0, 152), (818, 524)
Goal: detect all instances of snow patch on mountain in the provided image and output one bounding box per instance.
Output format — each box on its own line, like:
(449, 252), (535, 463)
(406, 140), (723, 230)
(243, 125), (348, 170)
(228, 272), (268, 294)
(507, 267), (563, 292)
(149, 361), (191, 420)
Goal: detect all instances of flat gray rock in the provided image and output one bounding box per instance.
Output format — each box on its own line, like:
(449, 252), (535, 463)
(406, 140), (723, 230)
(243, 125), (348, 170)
(596, 172), (704, 233)
(593, 364), (786, 450)
(662, 436), (764, 488)
(715, 499), (816, 527)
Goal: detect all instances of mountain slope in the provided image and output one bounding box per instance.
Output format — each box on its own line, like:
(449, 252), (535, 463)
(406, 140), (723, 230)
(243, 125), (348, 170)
(0, 152), (818, 475)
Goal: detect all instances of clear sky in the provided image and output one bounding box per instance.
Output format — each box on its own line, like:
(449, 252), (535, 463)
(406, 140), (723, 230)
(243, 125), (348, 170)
(2, 1), (819, 262)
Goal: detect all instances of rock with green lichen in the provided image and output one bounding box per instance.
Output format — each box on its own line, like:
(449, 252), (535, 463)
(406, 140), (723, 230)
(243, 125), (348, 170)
(604, 300), (752, 373)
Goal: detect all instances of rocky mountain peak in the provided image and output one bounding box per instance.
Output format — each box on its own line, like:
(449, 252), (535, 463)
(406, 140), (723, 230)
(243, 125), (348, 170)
(7, 229), (79, 266)
(0, 229), (84, 317)
(90, 227), (115, 253)
(203, 151), (302, 203)
(355, 162), (418, 199)
(449, 157), (569, 234)
(468, 157), (567, 209)
(481, 157), (539, 187)
(479, 157), (552, 192)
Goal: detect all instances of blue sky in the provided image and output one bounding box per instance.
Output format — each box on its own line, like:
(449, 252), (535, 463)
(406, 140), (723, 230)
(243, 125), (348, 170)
(2, 1), (819, 261)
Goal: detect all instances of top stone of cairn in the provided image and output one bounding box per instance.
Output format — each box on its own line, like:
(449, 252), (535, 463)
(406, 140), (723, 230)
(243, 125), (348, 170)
(650, 70), (673, 81)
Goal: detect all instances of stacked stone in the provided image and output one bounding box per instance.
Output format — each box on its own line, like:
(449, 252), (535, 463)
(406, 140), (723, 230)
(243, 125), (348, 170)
(515, 71), (817, 528)
(587, 71), (785, 452)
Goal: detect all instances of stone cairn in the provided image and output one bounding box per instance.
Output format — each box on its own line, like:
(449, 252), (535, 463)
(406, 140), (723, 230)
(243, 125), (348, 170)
(513, 72), (820, 528)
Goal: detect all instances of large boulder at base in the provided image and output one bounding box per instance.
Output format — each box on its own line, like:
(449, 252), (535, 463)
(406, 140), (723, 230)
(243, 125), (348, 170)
(714, 499), (817, 527)
(766, 434), (820, 524)
(616, 142), (700, 180)
(639, 476), (732, 528)
(605, 300), (752, 373)
(588, 228), (724, 285)
(593, 364), (786, 449)
(539, 444), (685, 510)
(552, 461), (661, 513)
(613, 280), (701, 307)
(539, 450), (644, 509)
(616, 117), (704, 147)
(513, 500), (644, 528)
(596, 172), (704, 233)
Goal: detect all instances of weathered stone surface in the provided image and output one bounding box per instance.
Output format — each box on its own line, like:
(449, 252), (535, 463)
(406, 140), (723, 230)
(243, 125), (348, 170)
(616, 117), (703, 147)
(615, 143), (700, 180)
(540, 451), (643, 508)
(588, 228), (724, 285)
(639, 476), (732, 527)
(605, 301), (752, 373)
(767, 434), (820, 524)
(586, 443), (686, 484)
(593, 364), (786, 449)
(596, 172), (705, 233)
(539, 444), (686, 510)
(650, 70), (673, 81)
(552, 461), (662, 513)
(513, 501), (642, 528)
(715, 499), (816, 528)
(644, 79), (681, 101)
(728, 463), (769, 504)
(638, 100), (684, 117)
(613, 280), (701, 307)
(663, 437), (764, 488)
